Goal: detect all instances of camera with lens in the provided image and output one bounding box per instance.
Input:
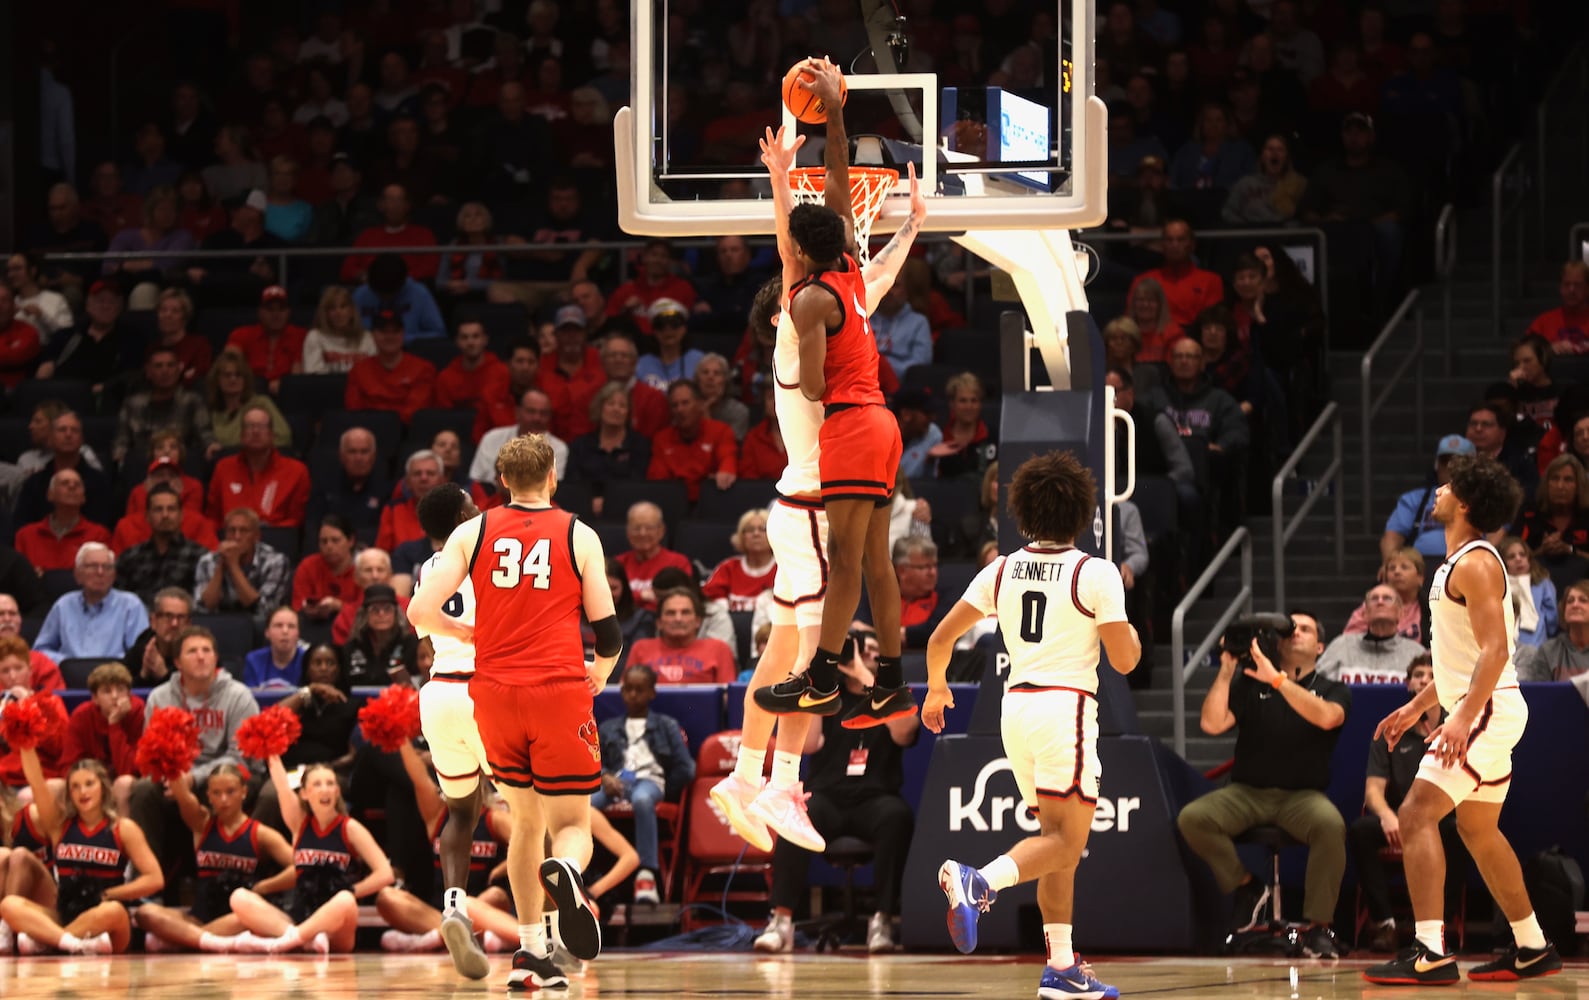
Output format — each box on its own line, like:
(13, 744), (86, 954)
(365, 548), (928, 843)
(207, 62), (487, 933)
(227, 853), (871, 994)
(1220, 613), (1294, 673)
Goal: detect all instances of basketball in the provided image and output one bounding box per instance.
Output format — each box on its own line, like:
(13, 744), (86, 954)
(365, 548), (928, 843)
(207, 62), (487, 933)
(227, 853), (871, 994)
(782, 61), (847, 124)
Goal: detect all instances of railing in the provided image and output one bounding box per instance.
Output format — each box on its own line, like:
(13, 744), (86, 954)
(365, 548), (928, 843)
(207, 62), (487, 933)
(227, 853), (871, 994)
(1170, 527), (1253, 759)
(1360, 290), (1425, 532)
(1433, 203), (1458, 375)
(1491, 144), (1529, 336)
(1270, 402), (1344, 610)
(1569, 222), (1589, 263)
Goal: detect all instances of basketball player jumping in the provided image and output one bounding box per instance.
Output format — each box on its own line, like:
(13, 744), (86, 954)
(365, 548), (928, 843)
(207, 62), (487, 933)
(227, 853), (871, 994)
(1365, 454), (1563, 985)
(754, 57), (914, 731)
(410, 434), (622, 992)
(711, 107), (928, 852)
(924, 451), (1140, 1000)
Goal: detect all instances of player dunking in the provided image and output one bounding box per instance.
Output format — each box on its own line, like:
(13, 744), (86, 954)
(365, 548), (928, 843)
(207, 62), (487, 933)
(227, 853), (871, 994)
(410, 434), (622, 992)
(754, 57), (913, 731)
(1365, 454), (1563, 986)
(923, 451), (1140, 1000)
(711, 113), (927, 852)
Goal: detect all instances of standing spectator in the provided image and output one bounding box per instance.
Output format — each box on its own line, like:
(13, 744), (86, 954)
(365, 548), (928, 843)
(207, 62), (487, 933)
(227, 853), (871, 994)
(13, 469), (112, 572)
(935, 372), (997, 482)
(14, 409), (116, 529)
(344, 310), (436, 424)
(113, 347), (214, 464)
(194, 508), (290, 628)
(33, 280), (136, 388)
(122, 588), (194, 687)
(703, 510), (776, 614)
(302, 285), (376, 374)
(617, 502), (693, 611)
(115, 484), (209, 604)
(352, 254), (447, 341)
(0, 285), (42, 388)
(694, 353), (749, 441)
(1222, 134), (1307, 225)
(1127, 221), (1226, 330)
(226, 285), (307, 392)
(539, 305), (606, 440)
(6, 252), (73, 341)
(599, 330), (669, 438)
(471, 389), (569, 485)
(32, 543), (149, 663)
(340, 184), (440, 283)
(202, 125), (268, 202)
(739, 386), (787, 480)
(434, 318), (511, 435)
(1526, 262), (1589, 355)
(342, 584), (418, 687)
(203, 349), (291, 457)
(245, 607), (308, 689)
(206, 404), (310, 528)
(305, 428), (390, 545)
(59, 663), (144, 815)
(1317, 585), (1428, 683)
(149, 288), (211, 385)
(293, 516), (361, 626)
(870, 284), (933, 380)
(637, 299), (704, 388)
(626, 589), (737, 684)
(608, 241), (697, 334)
(1382, 436), (1473, 562)
(1299, 113), (1410, 303)
(567, 383), (652, 517)
(647, 380), (737, 503)
(376, 451), (444, 553)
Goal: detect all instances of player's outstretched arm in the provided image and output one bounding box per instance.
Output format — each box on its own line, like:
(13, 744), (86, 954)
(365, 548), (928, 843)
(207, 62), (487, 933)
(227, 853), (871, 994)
(574, 520), (621, 691)
(760, 125), (806, 292)
(923, 599), (986, 733)
(862, 161), (927, 306)
(801, 58), (857, 255)
(409, 517), (480, 642)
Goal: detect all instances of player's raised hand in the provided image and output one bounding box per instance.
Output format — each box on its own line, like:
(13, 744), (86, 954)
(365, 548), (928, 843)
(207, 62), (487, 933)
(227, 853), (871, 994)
(906, 161), (926, 220)
(799, 58), (845, 104)
(922, 685), (955, 734)
(760, 125), (805, 176)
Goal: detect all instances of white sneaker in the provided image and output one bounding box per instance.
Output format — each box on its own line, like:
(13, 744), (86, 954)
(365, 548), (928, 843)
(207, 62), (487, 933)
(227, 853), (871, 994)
(866, 912), (893, 954)
(16, 933), (46, 956)
(633, 868), (661, 906)
(143, 933), (170, 954)
(753, 912), (794, 954)
(482, 930), (512, 953)
(78, 933), (112, 955)
(710, 772), (774, 852)
(381, 929), (441, 952)
(307, 932), (330, 955)
(749, 783), (826, 852)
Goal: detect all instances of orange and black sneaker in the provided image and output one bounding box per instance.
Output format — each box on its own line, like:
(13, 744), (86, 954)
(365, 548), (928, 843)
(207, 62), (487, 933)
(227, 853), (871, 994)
(840, 684), (918, 729)
(1363, 942), (1460, 986)
(753, 673), (843, 716)
(1468, 943), (1562, 981)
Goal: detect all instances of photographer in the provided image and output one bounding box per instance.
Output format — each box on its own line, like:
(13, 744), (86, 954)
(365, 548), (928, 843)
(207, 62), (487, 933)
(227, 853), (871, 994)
(1176, 611), (1352, 959)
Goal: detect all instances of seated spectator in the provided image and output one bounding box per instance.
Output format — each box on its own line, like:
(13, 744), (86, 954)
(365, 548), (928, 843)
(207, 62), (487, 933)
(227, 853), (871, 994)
(590, 665), (695, 903)
(306, 427), (390, 545)
(626, 588), (737, 684)
(608, 241), (697, 334)
(855, 538), (950, 651)
(568, 383), (652, 518)
(204, 348), (291, 457)
(1318, 585), (1428, 683)
(1298, 114), (1408, 302)
(332, 548), (402, 645)
(149, 288), (211, 384)
(34, 279), (138, 388)
(7, 251), (74, 342)
(895, 389), (944, 480)
(694, 353), (749, 441)
(0, 594), (57, 685)
(0, 284), (41, 388)
(190, 189), (287, 300)
(1222, 134), (1306, 225)
(263, 156), (312, 243)
(280, 644), (358, 771)
(345, 309), (436, 424)
(176, 170), (227, 243)
(114, 484), (209, 604)
(871, 284), (933, 381)
(30, 182), (106, 302)
(472, 389), (570, 487)
(648, 380), (737, 503)
(341, 183), (439, 283)
(1527, 261), (1589, 354)
(14, 408), (116, 529)
(33, 543), (149, 663)
(202, 126), (269, 202)
(935, 372), (996, 482)
(14, 469), (112, 572)
(424, 429), (493, 514)
(599, 330), (669, 438)
(123, 587), (195, 686)
(377, 450), (444, 553)
(434, 318), (511, 436)
(310, 154), (380, 248)
(1195, 306), (1266, 418)
(114, 347), (214, 464)
(353, 253), (447, 342)
(1510, 333), (1559, 431)
(475, 81), (554, 203)
(206, 404), (310, 528)
(195, 508), (291, 628)
(946, 464), (999, 561)
(1308, 42), (1379, 115)
(540, 304), (606, 440)
(226, 285), (307, 393)
(740, 386), (788, 481)
(888, 471), (935, 555)
(1383, 436), (1472, 562)
(1168, 104), (1256, 193)
(637, 299), (704, 390)
(1344, 547), (1425, 643)
(103, 184), (194, 296)
(60, 662), (144, 817)
(1128, 221), (1226, 331)
(0, 636), (68, 789)
(1462, 398), (1537, 497)
(1380, 31), (1461, 119)
(693, 236), (766, 335)
(703, 510), (776, 614)
(617, 502), (694, 611)
(1501, 535), (1556, 648)
(1126, 281), (1181, 365)
(1162, 338), (1251, 525)
(439, 202), (513, 301)
(1537, 581), (1589, 680)
(245, 606), (308, 689)
(301, 285), (375, 374)
(585, 559), (656, 668)
(342, 583), (417, 686)
(1518, 453), (1589, 585)
(17, 401), (102, 478)
(292, 515), (361, 625)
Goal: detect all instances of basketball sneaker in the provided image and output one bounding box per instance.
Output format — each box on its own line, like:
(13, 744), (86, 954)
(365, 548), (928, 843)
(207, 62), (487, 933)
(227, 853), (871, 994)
(1038, 961), (1120, 999)
(753, 673), (843, 717)
(439, 909), (491, 980)
(1468, 942), (1563, 981)
(1362, 942), (1460, 985)
(753, 912), (794, 953)
(938, 859), (997, 954)
(840, 685), (918, 730)
(710, 772), (774, 851)
(16, 933), (46, 956)
(633, 868), (661, 906)
(866, 912), (893, 953)
(508, 949), (568, 991)
(539, 857), (601, 961)
(748, 782), (825, 852)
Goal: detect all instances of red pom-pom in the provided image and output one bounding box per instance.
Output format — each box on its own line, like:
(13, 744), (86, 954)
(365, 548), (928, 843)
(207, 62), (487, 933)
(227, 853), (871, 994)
(236, 705), (303, 760)
(1, 692), (64, 751)
(357, 685), (421, 753)
(136, 707), (202, 782)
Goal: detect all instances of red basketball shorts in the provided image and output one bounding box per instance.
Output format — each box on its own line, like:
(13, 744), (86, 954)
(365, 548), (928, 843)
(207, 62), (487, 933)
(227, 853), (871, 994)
(818, 404), (902, 506)
(469, 676), (602, 795)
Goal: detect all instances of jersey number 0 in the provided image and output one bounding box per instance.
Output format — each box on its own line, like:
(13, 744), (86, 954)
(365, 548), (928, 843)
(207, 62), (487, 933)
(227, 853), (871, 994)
(490, 537), (552, 590)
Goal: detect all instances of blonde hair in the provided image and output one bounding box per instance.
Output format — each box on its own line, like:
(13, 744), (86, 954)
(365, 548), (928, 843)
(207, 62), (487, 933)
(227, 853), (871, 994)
(497, 434), (555, 493)
(729, 509), (768, 554)
(1390, 546), (1425, 576)
(312, 285), (365, 341)
(945, 371), (985, 402)
(157, 287), (195, 324)
(1103, 316), (1143, 354)
(588, 380), (630, 425)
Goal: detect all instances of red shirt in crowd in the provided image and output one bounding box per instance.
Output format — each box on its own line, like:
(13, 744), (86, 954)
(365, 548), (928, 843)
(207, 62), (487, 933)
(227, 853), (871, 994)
(0, 319), (41, 388)
(617, 547), (694, 611)
(1129, 265), (1225, 330)
(1529, 307), (1589, 354)
(111, 508), (220, 553)
(228, 324), (309, 382)
(0, 693), (68, 785)
(60, 694), (146, 779)
(376, 497), (425, 552)
(605, 275), (697, 334)
(703, 557), (777, 612)
(341, 224), (440, 282)
(628, 381), (670, 439)
(626, 636), (738, 684)
(29, 652), (63, 692)
(14, 517), (112, 571)
(292, 554), (362, 612)
(345, 353), (437, 424)
(435, 354), (513, 441)
(647, 418), (738, 502)
(540, 347), (607, 440)
(737, 422), (786, 480)
(207, 449), (311, 527)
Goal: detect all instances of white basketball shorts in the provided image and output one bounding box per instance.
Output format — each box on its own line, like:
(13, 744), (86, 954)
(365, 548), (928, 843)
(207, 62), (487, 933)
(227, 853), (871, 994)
(419, 676), (492, 798)
(1001, 686), (1102, 811)
(768, 497), (829, 630)
(1415, 686), (1527, 806)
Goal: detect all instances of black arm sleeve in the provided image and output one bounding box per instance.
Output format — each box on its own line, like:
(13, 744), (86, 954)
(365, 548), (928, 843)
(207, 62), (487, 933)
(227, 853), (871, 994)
(590, 615), (624, 658)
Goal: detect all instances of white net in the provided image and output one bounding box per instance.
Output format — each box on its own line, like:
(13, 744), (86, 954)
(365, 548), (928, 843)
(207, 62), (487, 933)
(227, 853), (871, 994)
(788, 167), (899, 265)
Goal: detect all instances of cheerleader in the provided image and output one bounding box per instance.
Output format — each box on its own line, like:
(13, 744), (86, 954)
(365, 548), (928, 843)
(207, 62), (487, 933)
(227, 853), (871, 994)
(134, 764), (295, 951)
(228, 755), (393, 953)
(0, 785), (57, 935)
(0, 749), (163, 954)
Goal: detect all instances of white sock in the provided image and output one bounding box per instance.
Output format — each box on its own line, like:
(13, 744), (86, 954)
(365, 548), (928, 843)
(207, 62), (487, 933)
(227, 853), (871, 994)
(80, 933), (112, 955)
(519, 922), (548, 957)
(771, 751), (801, 790)
(57, 932), (83, 952)
(981, 854), (1020, 892)
(1044, 923), (1074, 969)
(1415, 920), (1445, 954)
(483, 930), (510, 953)
(270, 926), (303, 953)
(1510, 913), (1548, 950)
(198, 931), (233, 953)
(444, 887), (467, 914)
(735, 746), (767, 785)
(416, 928), (442, 949)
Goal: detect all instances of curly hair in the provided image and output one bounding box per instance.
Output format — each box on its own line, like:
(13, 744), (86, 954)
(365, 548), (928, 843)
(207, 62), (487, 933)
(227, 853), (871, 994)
(417, 482), (472, 541)
(788, 204), (846, 265)
(1446, 454), (1522, 533)
(749, 276), (784, 336)
(1007, 451), (1096, 544)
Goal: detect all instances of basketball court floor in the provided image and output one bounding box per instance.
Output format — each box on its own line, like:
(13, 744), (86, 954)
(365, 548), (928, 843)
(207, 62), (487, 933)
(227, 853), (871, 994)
(5, 952), (1584, 998)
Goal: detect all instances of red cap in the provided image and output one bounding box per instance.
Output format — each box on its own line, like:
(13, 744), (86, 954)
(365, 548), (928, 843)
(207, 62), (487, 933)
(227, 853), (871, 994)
(88, 279), (120, 296)
(260, 285), (289, 304)
(147, 455), (179, 474)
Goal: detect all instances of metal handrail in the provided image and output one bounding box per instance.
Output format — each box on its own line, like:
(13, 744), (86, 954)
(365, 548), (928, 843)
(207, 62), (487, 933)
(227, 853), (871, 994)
(1433, 204), (1458, 375)
(1360, 290), (1425, 532)
(1491, 144), (1528, 336)
(1270, 402), (1344, 610)
(1569, 222), (1589, 263)
(1170, 527), (1253, 758)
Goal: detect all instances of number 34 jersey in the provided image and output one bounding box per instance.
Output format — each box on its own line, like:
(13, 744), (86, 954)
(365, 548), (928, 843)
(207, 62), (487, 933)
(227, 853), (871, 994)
(416, 551), (476, 675)
(466, 503), (586, 685)
(960, 545), (1129, 693)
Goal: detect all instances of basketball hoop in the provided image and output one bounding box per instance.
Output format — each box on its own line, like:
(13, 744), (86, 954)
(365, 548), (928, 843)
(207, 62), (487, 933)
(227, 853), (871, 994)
(788, 166), (898, 265)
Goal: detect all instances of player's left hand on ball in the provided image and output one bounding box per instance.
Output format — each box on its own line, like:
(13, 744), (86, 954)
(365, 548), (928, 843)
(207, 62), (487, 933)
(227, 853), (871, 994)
(922, 686), (954, 734)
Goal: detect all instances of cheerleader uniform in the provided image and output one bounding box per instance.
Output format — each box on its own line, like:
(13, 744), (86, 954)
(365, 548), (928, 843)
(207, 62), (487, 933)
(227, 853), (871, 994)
(52, 818), (125, 923)
(11, 808), (50, 863)
(289, 815), (356, 923)
(191, 818), (263, 923)
(426, 810), (498, 910)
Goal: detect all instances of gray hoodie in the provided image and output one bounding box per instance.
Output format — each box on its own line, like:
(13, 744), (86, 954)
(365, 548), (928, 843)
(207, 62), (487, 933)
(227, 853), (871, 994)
(143, 670), (261, 780)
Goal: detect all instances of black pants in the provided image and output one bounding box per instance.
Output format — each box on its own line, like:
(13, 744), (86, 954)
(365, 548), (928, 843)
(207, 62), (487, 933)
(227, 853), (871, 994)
(769, 790), (914, 916)
(1349, 812), (1470, 922)
(348, 745), (430, 889)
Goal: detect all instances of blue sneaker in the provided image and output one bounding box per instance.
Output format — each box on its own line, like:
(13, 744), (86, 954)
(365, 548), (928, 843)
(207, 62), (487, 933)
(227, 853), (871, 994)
(938, 860), (997, 954)
(1038, 961), (1120, 1000)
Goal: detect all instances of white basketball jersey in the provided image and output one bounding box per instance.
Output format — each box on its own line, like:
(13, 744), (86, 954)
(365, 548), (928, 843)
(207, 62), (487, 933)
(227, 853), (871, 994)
(416, 551), (476, 674)
(1428, 538), (1518, 710)
(772, 308), (824, 497)
(961, 545), (1129, 692)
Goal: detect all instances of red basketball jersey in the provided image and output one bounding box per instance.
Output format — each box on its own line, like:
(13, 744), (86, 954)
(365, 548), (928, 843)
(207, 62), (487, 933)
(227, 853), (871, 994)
(467, 503), (587, 684)
(790, 254), (884, 407)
